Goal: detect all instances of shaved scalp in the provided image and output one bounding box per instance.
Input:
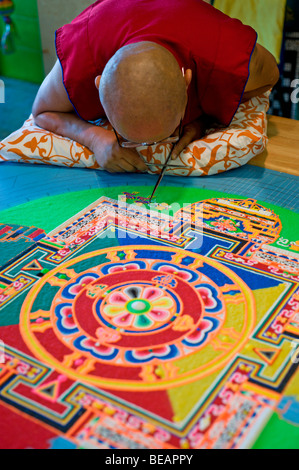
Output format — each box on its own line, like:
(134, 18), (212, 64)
(99, 42), (187, 142)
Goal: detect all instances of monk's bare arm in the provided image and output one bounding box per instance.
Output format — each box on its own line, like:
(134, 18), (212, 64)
(32, 61), (146, 173)
(32, 60), (108, 150)
(242, 43), (280, 102)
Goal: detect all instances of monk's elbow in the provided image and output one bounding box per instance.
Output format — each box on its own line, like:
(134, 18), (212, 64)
(31, 96), (51, 129)
(31, 99), (48, 129)
(32, 97), (42, 121)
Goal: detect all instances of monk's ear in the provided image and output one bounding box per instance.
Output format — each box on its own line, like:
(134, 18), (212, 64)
(95, 75), (102, 89)
(183, 69), (192, 89)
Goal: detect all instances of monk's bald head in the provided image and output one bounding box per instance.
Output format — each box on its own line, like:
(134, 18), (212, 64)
(98, 42), (188, 143)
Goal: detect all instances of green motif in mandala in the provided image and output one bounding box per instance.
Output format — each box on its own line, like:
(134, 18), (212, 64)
(126, 299), (152, 314)
(126, 299), (153, 327)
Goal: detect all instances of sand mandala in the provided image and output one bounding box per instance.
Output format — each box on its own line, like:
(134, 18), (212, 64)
(0, 193), (298, 449)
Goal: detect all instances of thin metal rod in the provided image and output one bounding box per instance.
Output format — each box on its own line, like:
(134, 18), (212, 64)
(148, 145), (175, 202)
(144, 162), (186, 168)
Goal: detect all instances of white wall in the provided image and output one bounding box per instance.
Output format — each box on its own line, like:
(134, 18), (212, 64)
(37, 0), (212, 77)
(37, 0), (94, 76)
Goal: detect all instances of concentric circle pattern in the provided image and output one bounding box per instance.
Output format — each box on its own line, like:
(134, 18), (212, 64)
(21, 246), (254, 390)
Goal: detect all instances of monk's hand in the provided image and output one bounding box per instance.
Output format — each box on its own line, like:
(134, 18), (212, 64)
(171, 117), (207, 160)
(90, 128), (148, 173)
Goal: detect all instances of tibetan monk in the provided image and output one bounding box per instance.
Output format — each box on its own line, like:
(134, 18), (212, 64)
(32, 0), (279, 173)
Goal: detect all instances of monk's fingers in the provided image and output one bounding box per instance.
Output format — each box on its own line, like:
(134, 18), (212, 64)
(118, 158), (140, 173)
(171, 128), (194, 160)
(104, 149), (147, 173)
(105, 163), (126, 173)
(122, 149), (148, 172)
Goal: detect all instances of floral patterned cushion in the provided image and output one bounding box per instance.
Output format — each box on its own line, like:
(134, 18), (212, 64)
(0, 92), (270, 176)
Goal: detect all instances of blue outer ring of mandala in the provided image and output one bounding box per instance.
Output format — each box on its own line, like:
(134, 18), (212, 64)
(194, 283), (223, 313)
(151, 262), (199, 282)
(125, 344), (179, 363)
(61, 273), (100, 300)
(100, 260), (147, 275)
(73, 336), (119, 360)
(182, 317), (220, 348)
(55, 302), (79, 335)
